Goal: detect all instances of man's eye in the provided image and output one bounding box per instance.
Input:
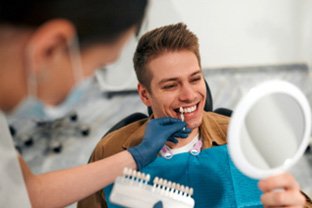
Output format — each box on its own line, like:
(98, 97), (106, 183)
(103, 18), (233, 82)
(191, 77), (202, 83)
(163, 84), (177, 89)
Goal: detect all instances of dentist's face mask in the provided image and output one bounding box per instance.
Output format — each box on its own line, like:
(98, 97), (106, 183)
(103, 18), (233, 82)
(8, 37), (91, 121)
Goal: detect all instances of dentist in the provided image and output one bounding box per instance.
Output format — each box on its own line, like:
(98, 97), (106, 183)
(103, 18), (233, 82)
(0, 1), (188, 207)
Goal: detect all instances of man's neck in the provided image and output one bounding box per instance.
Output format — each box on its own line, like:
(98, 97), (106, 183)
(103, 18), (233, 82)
(166, 128), (199, 149)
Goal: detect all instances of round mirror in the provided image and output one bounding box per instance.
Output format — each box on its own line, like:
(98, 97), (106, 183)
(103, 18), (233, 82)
(228, 80), (311, 179)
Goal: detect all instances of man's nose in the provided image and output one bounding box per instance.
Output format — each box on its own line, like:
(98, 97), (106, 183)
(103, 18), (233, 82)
(179, 84), (196, 102)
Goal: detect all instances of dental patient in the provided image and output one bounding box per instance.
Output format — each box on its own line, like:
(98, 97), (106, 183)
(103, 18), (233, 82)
(78, 23), (311, 208)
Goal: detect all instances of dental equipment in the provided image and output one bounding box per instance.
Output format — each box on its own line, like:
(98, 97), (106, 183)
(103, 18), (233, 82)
(180, 107), (184, 122)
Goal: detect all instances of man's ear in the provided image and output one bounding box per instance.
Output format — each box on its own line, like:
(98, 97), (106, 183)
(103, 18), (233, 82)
(138, 83), (152, 107)
(25, 19), (76, 74)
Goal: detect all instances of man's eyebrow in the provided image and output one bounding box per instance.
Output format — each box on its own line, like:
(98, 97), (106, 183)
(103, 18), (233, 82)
(159, 77), (178, 84)
(190, 70), (202, 77)
(158, 70), (202, 85)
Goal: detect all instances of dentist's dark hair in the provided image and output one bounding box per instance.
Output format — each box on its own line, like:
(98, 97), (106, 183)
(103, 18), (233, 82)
(0, 0), (148, 46)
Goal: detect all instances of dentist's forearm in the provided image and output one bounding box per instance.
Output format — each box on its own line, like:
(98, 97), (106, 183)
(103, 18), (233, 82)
(19, 151), (136, 208)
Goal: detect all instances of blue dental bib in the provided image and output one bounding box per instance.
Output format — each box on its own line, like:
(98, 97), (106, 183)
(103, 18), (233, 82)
(104, 145), (263, 208)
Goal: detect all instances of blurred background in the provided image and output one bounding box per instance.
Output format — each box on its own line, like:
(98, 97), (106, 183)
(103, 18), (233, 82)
(5, 0), (312, 206)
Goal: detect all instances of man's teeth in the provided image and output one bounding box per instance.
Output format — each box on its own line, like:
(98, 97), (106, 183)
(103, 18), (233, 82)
(180, 105), (197, 113)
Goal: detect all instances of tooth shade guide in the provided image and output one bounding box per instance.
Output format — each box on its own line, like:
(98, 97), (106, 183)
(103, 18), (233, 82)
(179, 107), (184, 121)
(110, 167), (195, 207)
(180, 113), (184, 122)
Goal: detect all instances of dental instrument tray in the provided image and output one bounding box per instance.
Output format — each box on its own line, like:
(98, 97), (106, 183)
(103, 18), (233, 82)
(110, 168), (195, 208)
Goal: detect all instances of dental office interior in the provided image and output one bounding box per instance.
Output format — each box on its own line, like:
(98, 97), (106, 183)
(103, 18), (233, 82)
(5, 0), (312, 207)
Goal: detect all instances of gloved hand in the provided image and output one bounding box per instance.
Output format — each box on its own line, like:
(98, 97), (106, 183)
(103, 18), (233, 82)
(153, 201), (163, 208)
(128, 117), (191, 170)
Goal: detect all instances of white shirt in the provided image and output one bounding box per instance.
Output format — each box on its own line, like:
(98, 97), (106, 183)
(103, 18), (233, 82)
(0, 111), (31, 207)
(160, 134), (202, 159)
(170, 134), (200, 155)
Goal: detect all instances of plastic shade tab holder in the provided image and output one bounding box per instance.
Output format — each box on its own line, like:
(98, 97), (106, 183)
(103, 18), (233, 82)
(110, 168), (195, 208)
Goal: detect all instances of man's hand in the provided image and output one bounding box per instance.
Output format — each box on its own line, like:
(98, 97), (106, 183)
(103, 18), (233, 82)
(128, 117), (191, 170)
(258, 172), (306, 207)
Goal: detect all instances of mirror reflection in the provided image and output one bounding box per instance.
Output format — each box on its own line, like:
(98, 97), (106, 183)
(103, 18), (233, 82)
(228, 80), (311, 179)
(241, 93), (305, 170)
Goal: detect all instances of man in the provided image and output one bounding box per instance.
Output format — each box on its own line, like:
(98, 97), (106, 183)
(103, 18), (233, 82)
(79, 23), (311, 207)
(0, 1), (189, 207)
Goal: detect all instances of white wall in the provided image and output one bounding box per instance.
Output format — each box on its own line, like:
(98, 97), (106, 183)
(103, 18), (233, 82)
(146, 0), (312, 68)
(301, 0), (312, 69)
(98, 0), (312, 91)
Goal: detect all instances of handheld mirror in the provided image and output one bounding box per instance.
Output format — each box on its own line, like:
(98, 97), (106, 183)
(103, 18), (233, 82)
(228, 80), (311, 179)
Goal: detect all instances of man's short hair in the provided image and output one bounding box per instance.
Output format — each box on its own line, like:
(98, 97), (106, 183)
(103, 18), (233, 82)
(133, 22), (201, 92)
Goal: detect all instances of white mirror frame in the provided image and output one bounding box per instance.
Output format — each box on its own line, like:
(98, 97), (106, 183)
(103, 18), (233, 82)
(228, 80), (311, 179)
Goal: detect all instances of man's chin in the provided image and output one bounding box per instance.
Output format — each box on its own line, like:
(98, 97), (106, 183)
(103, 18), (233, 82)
(186, 121), (201, 130)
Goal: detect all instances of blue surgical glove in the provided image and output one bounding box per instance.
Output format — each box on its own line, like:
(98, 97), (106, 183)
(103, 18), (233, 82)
(128, 117), (191, 170)
(153, 201), (163, 208)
